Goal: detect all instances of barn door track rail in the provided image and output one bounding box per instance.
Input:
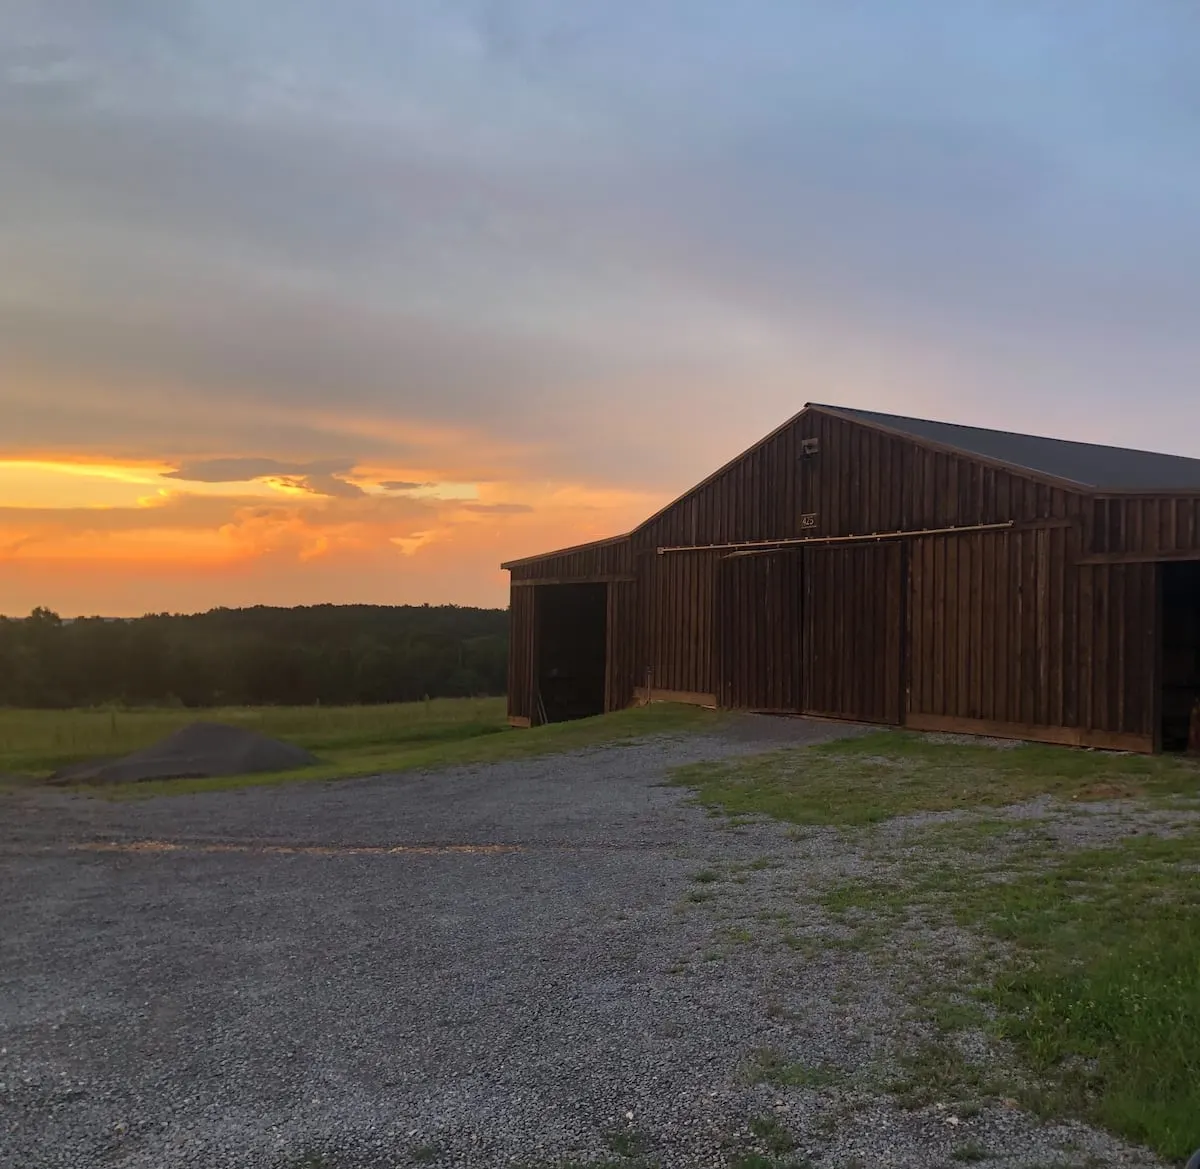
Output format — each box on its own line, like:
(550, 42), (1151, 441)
(656, 520), (1026, 557)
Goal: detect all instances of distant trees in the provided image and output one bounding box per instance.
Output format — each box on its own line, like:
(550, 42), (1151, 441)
(0, 604), (508, 708)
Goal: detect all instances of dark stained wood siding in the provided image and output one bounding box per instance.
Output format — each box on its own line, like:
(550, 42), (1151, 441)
(506, 583), (536, 723)
(716, 552), (804, 711)
(906, 526), (1156, 747)
(1087, 497), (1200, 559)
(605, 579), (638, 712)
(1077, 561), (1158, 739)
(803, 543), (903, 724)
(508, 536), (633, 582)
(643, 549), (718, 697)
(635, 409), (1080, 553)
(909, 528), (1077, 728)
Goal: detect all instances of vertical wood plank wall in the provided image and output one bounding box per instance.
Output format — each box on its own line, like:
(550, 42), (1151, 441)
(635, 409), (1076, 551)
(506, 584), (536, 724)
(906, 529), (1158, 748)
(1076, 562), (1158, 741)
(1089, 497), (1200, 557)
(605, 580), (637, 713)
(909, 529), (1062, 727)
(643, 550), (719, 697)
(804, 543), (903, 724)
(508, 536), (633, 582)
(715, 552), (804, 711)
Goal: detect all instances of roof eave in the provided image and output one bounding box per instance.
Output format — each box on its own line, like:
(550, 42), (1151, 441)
(1089, 485), (1200, 497)
(500, 531), (632, 571)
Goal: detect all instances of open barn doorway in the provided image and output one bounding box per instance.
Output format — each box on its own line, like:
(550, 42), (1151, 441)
(1160, 561), (1200, 750)
(535, 583), (608, 723)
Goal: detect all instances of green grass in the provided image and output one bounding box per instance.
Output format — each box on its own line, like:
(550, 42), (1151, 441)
(730, 1155), (810, 1169)
(0, 698), (507, 774)
(722, 926), (755, 946)
(927, 999), (991, 1034)
(827, 824), (1200, 1157)
(820, 879), (909, 918)
(886, 1038), (1009, 1110)
(825, 831), (1200, 1157)
(955, 832), (1200, 1161)
(604, 1128), (651, 1159)
(741, 1047), (844, 1089)
(671, 732), (1200, 827)
(0, 700), (718, 798)
(950, 1140), (990, 1163)
(747, 1114), (796, 1155)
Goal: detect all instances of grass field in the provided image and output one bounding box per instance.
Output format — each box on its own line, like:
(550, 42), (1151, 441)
(0, 698), (508, 774)
(672, 732), (1200, 1161)
(671, 730), (1200, 824)
(0, 699), (718, 797)
(971, 832), (1200, 1159)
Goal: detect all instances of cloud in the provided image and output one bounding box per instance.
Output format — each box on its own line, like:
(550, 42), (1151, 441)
(164, 456), (364, 498)
(459, 502), (533, 514)
(0, 485), (442, 571)
(379, 480), (435, 492)
(0, 471), (663, 615)
(5, 1), (1200, 484)
(164, 456), (354, 482)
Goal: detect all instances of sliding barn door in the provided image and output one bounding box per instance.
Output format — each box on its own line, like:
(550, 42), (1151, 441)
(716, 552), (804, 711)
(803, 543), (904, 725)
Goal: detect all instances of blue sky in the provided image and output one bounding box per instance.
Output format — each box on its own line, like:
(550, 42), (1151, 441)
(2, 1), (1199, 612)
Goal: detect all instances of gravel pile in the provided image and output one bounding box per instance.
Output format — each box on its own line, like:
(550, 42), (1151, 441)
(47, 721), (318, 785)
(0, 717), (1165, 1168)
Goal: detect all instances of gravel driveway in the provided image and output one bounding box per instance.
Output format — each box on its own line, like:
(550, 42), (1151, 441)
(0, 718), (1163, 1169)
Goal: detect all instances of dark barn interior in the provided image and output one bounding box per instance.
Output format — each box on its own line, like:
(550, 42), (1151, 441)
(534, 583), (608, 723)
(504, 403), (1200, 750)
(1161, 561), (1200, 750)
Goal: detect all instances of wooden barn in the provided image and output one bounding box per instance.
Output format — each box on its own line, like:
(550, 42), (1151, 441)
(502, 404), (1200, 753)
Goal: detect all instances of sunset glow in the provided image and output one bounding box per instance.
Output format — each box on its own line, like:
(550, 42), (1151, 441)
(3, 3), (1200, 616)
(0, 441), (663, 613)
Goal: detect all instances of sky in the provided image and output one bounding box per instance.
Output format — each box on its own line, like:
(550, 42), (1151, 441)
(2, 2), (1200, 616)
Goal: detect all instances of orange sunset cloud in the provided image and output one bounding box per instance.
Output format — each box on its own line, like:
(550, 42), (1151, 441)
(0, 446), (663, 615)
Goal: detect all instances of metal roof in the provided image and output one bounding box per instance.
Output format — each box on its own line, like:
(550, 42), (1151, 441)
(818, 405), (1200, 492)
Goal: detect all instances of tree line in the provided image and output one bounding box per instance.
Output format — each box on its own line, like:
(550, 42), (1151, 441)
(0, 604), (508, 708)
